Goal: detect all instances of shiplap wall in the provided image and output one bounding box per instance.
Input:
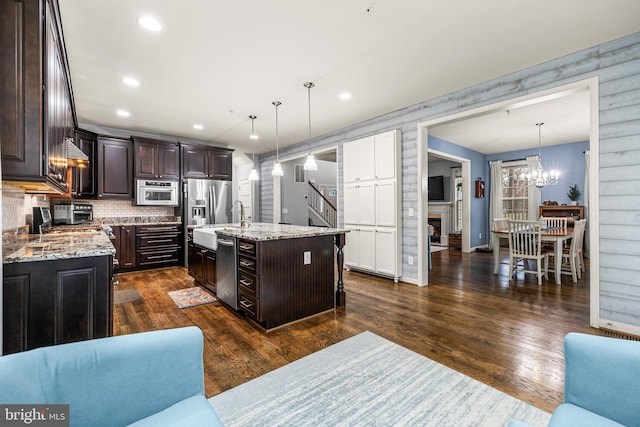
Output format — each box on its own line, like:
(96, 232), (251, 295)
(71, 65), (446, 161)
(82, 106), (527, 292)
(258, 32), (640, 329)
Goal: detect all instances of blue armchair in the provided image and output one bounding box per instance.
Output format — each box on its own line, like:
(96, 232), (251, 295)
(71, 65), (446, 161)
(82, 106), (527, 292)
(0, 326), (223, 427)
(511, 332), (640, 427)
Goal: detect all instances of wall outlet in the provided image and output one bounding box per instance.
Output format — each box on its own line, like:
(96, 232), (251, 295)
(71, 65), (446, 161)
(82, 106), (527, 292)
(479, 233), (482, 239)
(304, 251), (311, 265)
(408, 256), (414, 265)
(408, 207), (414, 217)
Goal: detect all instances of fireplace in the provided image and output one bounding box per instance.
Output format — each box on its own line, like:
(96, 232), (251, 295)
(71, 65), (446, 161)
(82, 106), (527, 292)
(428, 217), (441, 243)
(428, 203), (451, 246)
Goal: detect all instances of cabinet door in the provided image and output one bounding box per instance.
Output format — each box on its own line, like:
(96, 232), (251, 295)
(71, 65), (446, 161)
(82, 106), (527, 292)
(158, 143), (180, 179)
(73, 130), (97, 198)
(343, 183), (359, 225)
(97, 137), (133, 199)
(182, 145), (208, 178)
(374, 131), (396, 180)
(134, 140), (158, 178)
(375, 228), (397, 276)
(343, 141), (360, 183)
(358, 181), (376, 226)
(357, 137), (375, 181)
(344, 226), (360, 266)
(204, 251), (216, 292)
(358, 228), (377, 271)
(114, 226), (136, 269)
(375, 180), (396, 227)
(209, 149), (232, 180)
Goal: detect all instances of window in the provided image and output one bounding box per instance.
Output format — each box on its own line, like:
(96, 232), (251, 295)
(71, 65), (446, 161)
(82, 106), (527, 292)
(294, 164), (305, 183)
(501, 160), (529, 220)
(453, 168), (462, 231)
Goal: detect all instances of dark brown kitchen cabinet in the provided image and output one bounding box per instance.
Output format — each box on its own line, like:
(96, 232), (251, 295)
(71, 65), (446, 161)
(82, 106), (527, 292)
(136, 224), (182, 269)
(2, 255), (113, 355)
(188, 242), (216, 294)
(112, 225), (136, 270)
(97, 136), (134, 199)
(1, 0), (74, 194)
(181, 143), (233, 180)
(71, 129), (98, 198)
(133, 137), (180, 179)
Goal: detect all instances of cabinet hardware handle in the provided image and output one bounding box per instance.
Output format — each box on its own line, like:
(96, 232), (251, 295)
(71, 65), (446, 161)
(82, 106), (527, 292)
(240, 279), (253, 286)
(147, 239), (172, 244)
(146, 254), (173, 259)
(240, 300), (254, 309)
(240, 260), (254, 267)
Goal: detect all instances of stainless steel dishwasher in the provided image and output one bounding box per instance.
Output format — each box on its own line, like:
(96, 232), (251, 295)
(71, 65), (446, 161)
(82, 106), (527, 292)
(216, 236), (238, 310)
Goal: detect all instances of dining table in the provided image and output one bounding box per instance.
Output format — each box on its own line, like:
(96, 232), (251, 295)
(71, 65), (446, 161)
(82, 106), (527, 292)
(492, 226), (574, 285)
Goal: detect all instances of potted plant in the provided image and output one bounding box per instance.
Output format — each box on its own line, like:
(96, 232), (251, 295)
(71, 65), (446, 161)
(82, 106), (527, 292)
(567, 184), (581, 205)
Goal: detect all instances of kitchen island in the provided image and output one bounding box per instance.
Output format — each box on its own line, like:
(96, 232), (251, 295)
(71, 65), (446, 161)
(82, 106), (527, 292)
(196, 223), (347, 330)
(2, 230), (115, 354)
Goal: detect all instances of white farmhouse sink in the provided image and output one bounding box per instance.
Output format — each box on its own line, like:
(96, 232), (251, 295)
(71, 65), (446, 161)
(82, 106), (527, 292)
(193, 227), (225, 250)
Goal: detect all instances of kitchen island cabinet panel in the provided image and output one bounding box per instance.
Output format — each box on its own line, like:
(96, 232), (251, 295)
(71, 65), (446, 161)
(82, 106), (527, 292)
(250, 235), (335, 330)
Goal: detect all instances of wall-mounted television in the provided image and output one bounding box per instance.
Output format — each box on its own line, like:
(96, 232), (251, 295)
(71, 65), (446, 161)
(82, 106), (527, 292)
(428, 175), (445, 201)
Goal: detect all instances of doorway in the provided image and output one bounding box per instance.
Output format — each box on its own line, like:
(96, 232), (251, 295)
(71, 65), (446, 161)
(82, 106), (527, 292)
(416, 78), (600, 327)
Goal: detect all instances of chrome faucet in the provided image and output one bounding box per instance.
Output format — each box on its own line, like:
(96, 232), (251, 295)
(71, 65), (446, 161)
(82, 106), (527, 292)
(234, 200), (249, 228)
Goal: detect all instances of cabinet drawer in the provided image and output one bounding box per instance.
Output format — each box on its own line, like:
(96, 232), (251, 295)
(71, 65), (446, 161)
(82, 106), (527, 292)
(238, 256), (256, 273)
(238, 240), (256, 256)
(238, 271), (257, 296)
(238, 293), (257, 319)
(136, 224), (180, 234)
(138, 247), (181, 266)
(137, 233), (180, 249)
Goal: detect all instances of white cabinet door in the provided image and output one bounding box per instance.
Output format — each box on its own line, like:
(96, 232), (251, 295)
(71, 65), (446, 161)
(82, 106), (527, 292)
(359, 228), (376, 271)
(374, 132), (396, 180)
(344, 181), (375, 226)
(375, 180), (396, 227)
(357, 136), (375, 181)
(344, 227), (376, 271)
(375, 228), (397, 276)
(343, 142), (360, 183)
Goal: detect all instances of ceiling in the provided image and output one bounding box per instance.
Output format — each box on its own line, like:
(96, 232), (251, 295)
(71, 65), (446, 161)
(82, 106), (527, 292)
(57, 0), (640, 158)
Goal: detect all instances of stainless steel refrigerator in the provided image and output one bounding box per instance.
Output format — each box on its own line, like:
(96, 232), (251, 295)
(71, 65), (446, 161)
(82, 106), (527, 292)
(183, 179), (232, 264)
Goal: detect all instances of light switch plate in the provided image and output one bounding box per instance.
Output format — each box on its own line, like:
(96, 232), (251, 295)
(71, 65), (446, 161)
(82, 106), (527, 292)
(304, 251), (311, 265)
(408, 207), (414, 217)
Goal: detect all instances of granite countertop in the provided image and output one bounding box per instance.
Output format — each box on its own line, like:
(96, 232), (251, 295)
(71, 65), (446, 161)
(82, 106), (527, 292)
(202, 222), (348, 241)
(3, 230), (115, 264)
(96, 216), (182, 226)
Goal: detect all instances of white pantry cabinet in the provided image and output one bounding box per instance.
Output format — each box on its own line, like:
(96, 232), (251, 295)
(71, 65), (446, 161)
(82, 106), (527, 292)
(343, 129), (401, 282)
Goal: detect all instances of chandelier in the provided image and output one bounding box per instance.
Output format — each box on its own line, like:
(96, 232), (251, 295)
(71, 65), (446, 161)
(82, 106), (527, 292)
(520, 122), (559, 188)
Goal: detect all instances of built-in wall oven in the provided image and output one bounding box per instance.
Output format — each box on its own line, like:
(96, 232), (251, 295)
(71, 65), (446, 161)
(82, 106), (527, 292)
(136, 179), (179, 206)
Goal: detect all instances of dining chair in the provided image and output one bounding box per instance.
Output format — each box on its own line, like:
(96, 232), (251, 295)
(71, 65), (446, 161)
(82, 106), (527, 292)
(508, 220), (548, 285)
(545, 219), (586, 283)
(542, 217), (568, 230)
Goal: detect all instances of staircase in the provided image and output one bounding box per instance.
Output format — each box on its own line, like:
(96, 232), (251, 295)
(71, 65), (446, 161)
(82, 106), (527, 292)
(307, 181), (337, 228)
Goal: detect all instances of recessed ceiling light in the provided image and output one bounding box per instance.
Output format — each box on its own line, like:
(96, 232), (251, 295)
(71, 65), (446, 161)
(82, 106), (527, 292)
(138, 16), (162, 31)
(116, 109), (130, 117)
(193, 124), (204, 130)
(339, 92), (352, 101)
(122, 77), (140, 87)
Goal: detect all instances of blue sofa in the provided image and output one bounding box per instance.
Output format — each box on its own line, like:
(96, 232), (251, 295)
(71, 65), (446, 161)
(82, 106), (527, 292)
(511, 332), (640, 427)
(0, 326), (223, 427)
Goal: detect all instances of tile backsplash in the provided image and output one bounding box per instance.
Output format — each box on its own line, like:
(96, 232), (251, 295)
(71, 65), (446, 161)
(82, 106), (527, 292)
(2, 183), (176, 233)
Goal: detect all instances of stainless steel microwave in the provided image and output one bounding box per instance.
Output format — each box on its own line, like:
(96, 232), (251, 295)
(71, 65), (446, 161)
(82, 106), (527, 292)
(136, 179), (179, 206)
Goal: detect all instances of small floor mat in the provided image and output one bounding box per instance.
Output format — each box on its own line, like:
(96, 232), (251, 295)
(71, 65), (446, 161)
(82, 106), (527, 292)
(167, 286), (216, 308)
(114, 289), (143, 305)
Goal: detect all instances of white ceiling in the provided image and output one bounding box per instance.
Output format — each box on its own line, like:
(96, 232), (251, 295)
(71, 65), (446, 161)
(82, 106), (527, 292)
(57, 0), (640, 158)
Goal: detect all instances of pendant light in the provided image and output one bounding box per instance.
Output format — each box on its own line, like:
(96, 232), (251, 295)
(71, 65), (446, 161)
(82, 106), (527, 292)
(248, 115), (259, 181)
(519, 122), (560, 188)
(303, 81), (318, 171)
(271, 101), (283, 177)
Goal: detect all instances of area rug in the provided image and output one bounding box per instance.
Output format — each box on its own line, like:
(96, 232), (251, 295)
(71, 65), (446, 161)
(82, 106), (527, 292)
(209, 331), (550, 427)
(114, 289), (142, 305)
(430, 245), (448, 253)
(167, 286), (216, 308)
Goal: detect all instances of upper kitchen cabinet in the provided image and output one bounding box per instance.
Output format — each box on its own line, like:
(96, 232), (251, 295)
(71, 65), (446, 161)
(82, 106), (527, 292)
(1, 0), (74, 194)
(181, 143), (233, 180)
(97, 136), (133, 199)
(343, 131), (398, 183)
(133, 137), (179, 180)
(71, 129), (98, 198)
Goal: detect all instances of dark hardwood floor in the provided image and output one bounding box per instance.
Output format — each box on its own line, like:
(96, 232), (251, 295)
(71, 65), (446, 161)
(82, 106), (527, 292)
(113, 248), (599, 413)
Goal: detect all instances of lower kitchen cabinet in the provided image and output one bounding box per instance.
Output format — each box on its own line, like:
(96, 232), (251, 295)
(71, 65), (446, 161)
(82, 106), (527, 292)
(112, 225), (136, 270)
(2, 255), (113, 355)
(187, 242), (216, 294)
(136, 224), (182, 268)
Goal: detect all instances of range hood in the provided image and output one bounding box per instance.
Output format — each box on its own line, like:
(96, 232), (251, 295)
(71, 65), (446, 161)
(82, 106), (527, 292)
(65, 137), (89, 167)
